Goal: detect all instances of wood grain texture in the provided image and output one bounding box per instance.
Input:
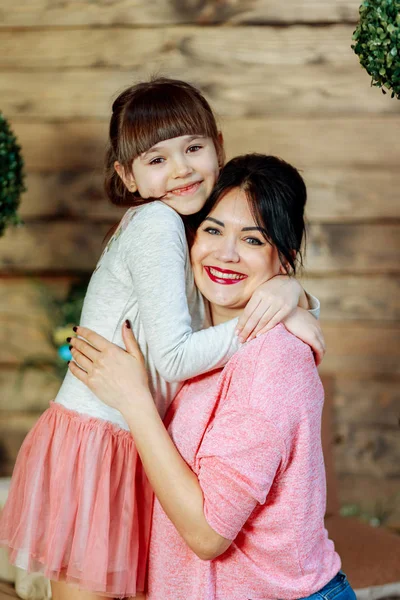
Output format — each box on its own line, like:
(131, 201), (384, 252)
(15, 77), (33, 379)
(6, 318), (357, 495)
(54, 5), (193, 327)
(1, 222), (398, 273)
(0, 26), (360, 70)
(13, 118), (400, 172)
(333, 377), (400, 427)
(20, 168), (400, 222)
(0, 1), (360, 27)
(301, 277), (400, 321)
(320, 322), (400, 376)
(0, 368), (59, 412)
(2, 67), (397, 120)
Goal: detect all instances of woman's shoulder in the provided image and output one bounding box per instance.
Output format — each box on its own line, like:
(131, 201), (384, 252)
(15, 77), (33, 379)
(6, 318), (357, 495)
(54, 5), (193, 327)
(223, 324), (317, 401)
(235, 324), (313, 369)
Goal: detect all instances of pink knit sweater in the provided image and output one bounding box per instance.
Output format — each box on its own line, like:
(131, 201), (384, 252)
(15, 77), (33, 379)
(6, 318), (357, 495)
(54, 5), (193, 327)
(147, 324), (341, 600)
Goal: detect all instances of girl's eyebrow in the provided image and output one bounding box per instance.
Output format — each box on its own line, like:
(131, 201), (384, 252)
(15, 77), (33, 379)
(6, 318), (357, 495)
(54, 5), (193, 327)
(205, 217), (263, 232)
(142, 135), (205, 158)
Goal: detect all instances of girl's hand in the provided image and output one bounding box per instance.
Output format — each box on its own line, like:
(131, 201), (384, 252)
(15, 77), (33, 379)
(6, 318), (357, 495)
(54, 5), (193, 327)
(68, 322), (149, 413)
(236, 275), (302, 342)
(283, 308), (326, 366)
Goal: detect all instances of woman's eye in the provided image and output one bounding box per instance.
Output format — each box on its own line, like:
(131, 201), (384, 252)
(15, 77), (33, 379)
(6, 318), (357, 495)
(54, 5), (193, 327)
(203, 227), (221, 235)
(187, 145), (202, 153)
(244, 237), (263, 246)
(149, 157), (165, 165)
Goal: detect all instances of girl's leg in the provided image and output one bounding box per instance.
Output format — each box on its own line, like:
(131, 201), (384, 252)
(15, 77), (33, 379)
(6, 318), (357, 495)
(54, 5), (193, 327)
(51, 580), (108, 600)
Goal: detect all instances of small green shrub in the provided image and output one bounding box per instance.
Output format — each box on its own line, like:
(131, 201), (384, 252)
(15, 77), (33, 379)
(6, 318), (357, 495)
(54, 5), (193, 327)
(0, 112), (25, 236)
(352, 0), (400, 99)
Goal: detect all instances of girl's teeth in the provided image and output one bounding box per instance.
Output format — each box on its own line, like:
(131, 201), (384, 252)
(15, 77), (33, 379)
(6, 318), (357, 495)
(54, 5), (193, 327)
(209, 268), (245, 280)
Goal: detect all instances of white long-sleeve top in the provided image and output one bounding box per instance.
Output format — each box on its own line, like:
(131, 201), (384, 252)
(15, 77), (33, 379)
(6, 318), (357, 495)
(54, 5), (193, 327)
(55, 201), (319, 430)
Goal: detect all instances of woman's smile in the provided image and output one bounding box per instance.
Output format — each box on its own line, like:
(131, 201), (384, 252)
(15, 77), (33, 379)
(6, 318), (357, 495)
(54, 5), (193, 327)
(204, 266), (248, 284)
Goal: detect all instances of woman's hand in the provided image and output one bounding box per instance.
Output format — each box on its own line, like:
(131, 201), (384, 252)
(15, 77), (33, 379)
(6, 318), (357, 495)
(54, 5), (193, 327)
(236, 275), (302, 342)
(68, 322), (150, 414)
(283, 308), (326, 366)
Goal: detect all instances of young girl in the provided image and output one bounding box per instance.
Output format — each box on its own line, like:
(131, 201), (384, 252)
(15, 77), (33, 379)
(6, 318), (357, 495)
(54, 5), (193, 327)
(0, 79), (321, 600)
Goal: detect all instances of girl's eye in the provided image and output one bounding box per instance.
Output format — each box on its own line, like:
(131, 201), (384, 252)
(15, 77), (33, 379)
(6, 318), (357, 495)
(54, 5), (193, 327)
(187, 145), (202, 153)
(244, 237), (263, 246)
(203, 227), (221, 235)
(149, 157), (165, 165)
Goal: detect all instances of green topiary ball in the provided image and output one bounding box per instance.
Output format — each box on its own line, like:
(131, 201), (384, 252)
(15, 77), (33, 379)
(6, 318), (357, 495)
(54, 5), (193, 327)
(352, 0), (400, 99)
(0, 112), (25, 236)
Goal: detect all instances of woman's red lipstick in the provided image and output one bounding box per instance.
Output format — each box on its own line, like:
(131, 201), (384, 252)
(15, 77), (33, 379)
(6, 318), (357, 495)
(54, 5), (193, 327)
(204, 266), (247, 285)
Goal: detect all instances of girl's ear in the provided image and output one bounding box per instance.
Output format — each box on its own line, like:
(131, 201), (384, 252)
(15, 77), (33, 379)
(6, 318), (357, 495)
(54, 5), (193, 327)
(114, 161), (137, 193)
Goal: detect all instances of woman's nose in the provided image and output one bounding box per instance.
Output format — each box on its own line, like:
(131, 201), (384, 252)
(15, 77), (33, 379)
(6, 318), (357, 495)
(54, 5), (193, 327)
(214, 238), (240, 263)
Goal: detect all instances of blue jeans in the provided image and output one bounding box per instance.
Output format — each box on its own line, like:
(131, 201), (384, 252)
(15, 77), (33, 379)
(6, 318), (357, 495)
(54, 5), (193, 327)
(301, 571), (356, 600)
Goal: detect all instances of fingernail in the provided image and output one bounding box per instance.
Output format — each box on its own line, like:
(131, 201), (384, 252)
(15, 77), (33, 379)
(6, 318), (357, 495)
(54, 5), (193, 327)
(73, 326), (78, 332)
(125, 320), (131, 329)
(67, 361), (70, 365)
(66, 337), (71, 342)
(238, 337), (244, 344)
(69, 345), (72, 350)
(234, 329), (240, 336)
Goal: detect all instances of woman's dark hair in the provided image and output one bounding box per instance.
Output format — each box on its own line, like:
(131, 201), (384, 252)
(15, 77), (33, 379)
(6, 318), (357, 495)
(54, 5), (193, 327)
(105, 77), (225, 206)
(188, 154), (307, 274)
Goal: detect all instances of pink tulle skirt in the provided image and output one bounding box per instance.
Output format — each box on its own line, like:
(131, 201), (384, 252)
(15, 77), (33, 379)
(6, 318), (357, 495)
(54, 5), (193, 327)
(0, 402), (153, 598)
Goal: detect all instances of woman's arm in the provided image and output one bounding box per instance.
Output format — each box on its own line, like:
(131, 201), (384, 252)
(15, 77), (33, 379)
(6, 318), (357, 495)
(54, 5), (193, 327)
(69, 323), (284, 559)
(68, 324), (231, 560)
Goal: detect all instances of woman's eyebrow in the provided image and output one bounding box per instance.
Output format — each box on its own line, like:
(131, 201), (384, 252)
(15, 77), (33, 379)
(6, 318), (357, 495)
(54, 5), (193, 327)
(205, 217), (263, 233)
(205, 217), (224, 227)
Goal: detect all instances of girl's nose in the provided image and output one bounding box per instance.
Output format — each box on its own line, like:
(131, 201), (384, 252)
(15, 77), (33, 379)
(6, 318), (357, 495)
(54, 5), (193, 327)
(173, 157), (193, 178)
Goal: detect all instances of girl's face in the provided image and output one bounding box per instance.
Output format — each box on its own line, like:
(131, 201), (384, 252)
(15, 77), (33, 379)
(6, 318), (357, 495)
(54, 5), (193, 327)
(191, 187), (282, 322)
(117, 135), (220, 216)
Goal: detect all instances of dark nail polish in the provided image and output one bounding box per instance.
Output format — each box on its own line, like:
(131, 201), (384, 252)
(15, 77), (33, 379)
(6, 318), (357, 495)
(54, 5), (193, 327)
(73, 326), (78, 332)
(69, 345), (72, 350)
(67, 361), (70, 365)
(125, 320), (131, 329)
(66, 337), (71, 342)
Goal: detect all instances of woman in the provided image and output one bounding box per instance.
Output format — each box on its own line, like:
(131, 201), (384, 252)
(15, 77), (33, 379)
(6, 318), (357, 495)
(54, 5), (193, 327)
(69, 154), (355, 600)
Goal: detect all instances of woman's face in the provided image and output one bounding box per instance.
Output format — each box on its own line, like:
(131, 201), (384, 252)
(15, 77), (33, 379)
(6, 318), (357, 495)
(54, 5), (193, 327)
(191, 187), (282, 320)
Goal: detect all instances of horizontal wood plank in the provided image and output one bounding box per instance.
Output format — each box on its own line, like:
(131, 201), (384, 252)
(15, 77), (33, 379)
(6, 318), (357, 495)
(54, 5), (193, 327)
(333, 377), (400, 428)
(301, 277), (400, 321)
(20, 168), (400, 222)
(334, 426), (400, 478)
(0, 26), (360, 70)
(13, 118), (400, 172)
(2, 67), (397, 120)
(320, 323), (400, 376)
(1, 222), (399, 274)
(0, 1), (360, 27)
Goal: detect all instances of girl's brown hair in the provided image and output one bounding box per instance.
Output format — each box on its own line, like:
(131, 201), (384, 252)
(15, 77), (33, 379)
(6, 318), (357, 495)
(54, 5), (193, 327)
(105, 77), (225, 206)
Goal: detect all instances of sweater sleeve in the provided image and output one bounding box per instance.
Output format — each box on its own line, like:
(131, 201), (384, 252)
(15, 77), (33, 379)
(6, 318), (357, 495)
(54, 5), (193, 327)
(196, 407), (284, 540)
(122, 203), (240, 382)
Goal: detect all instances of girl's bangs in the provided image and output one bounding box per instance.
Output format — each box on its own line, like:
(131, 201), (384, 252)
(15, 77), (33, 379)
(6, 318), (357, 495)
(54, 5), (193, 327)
(121, 95), (217, 164)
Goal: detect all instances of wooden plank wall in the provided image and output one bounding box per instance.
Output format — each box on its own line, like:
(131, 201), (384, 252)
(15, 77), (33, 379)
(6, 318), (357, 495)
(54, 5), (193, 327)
(0, 1), (399, 526)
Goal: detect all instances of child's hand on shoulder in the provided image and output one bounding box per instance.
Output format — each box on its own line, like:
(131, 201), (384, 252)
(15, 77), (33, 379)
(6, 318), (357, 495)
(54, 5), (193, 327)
(236, 275), (302, 343)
